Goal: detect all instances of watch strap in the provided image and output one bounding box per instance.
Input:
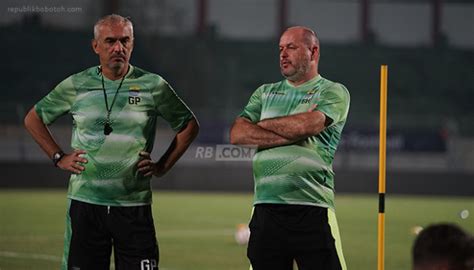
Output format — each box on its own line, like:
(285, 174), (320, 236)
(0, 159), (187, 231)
(52, 151), (65, 167)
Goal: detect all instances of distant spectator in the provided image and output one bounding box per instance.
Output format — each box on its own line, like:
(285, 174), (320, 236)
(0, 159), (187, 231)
(413, 223), (474, 270)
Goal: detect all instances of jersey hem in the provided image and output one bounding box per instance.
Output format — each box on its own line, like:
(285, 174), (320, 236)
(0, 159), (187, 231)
(253, 200), (335, 211)
(68, 195), (152, 207)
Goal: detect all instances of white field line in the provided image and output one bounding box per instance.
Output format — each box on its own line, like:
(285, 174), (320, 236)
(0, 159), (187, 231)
(0, 251), (61, 262)
(0, 251), (127, 270)
(0, 228), (236, 269)
(0, 229), (235, 241)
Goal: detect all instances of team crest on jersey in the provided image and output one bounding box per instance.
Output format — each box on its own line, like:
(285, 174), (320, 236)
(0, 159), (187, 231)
(128, 85), (141, 104)
(300, 88), (317, 104)
(306, 89), (317, 95)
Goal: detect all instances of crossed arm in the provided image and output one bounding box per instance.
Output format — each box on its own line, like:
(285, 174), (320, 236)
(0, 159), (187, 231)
(230, 110), (329, 149)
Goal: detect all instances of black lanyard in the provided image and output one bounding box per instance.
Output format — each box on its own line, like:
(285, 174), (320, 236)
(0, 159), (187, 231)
(101, 73), (126, 135)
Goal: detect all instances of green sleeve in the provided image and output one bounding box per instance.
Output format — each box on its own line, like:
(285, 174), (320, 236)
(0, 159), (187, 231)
(239, 85), (264, 123)
(317, 83), (350, 126)
(34, 76), (76, 125)
(153, 76), (195, 131)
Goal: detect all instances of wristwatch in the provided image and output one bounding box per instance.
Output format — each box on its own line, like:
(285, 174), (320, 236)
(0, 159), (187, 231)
(52, 151), (65, 167)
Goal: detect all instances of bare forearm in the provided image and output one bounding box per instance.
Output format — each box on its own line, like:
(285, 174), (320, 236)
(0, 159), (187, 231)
(155, 118), (199, 176)
(257, 111), (326, 140)
(24, 108), (88, 174)
(24, 108), (62, 158)
(230, 117), (295, 149)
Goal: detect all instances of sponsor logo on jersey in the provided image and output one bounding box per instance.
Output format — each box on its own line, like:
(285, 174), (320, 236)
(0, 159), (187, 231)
(86, 87), (103, 91)
(268, 91), (285, 96)
(300, 94), (315, 104)
(264, 91), (286, 99)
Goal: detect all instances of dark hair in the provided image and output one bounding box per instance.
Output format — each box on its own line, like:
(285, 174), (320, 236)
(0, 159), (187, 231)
(413, 223), (474, 269)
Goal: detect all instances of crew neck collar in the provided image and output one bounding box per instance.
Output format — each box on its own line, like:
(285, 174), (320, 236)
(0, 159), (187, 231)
(285, 74), (321, 88)
(99, 65), (134, 82)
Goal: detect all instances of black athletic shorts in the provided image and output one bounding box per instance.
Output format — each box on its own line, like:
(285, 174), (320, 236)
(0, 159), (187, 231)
(62, 199), (159, 270)
(247, 204), (345, 270)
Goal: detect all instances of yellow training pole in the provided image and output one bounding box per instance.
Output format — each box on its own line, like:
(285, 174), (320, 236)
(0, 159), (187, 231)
(378, 65), (388, 270)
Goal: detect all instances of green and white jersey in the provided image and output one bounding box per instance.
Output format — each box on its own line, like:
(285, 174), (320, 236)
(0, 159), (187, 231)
(35, 65), (195, 206)
(240, 75), (350, 210)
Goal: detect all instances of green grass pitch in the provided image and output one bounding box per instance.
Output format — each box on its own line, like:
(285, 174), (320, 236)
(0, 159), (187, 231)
(0, 190), (472, 269)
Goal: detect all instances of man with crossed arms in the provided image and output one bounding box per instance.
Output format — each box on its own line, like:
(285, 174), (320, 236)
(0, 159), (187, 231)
(230, 26), (350, 270)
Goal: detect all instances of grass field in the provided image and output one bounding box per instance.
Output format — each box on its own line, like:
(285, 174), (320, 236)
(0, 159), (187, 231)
(0, 190), (472, 270)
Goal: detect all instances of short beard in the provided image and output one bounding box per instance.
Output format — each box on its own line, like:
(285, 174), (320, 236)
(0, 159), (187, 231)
(282, 62), (310, 82)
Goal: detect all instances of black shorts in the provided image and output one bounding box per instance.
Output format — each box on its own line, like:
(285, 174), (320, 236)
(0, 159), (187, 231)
(247, 204), (346, 270)
(62, 199), (159, 270)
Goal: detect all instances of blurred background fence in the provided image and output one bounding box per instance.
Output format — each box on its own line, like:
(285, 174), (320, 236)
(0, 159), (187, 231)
(0, 0), (473, 195)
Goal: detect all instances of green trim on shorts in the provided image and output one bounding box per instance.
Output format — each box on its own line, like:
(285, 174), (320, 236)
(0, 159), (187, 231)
(61, 199), (72, 270)
(249, 207), (254, 270)
(328, 208), (347, 270)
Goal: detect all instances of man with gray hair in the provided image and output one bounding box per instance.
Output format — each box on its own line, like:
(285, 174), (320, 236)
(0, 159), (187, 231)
(24, 14), (199, 270)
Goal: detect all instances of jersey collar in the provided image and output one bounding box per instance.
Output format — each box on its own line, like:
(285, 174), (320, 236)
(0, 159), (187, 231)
(98, 64), (135, 82)
(284, 74), (322, 89)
